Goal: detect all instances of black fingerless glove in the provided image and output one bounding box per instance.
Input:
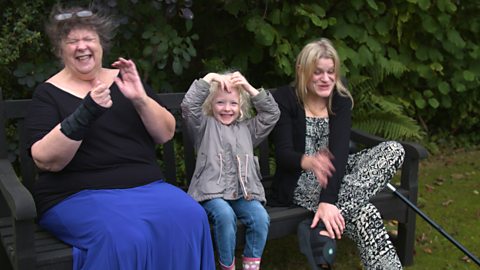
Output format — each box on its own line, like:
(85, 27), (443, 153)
(60, 92), (108, 140)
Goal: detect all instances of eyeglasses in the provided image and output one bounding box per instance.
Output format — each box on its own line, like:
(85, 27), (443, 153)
(54, 10), (93, 21)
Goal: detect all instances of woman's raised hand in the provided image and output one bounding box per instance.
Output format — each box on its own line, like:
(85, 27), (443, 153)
(303, 149), (335, 188)
(90, 80), (112, 108)
(112, 57), (147, 103)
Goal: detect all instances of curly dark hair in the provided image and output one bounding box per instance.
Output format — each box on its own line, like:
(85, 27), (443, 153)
(45, 3), (117, 59)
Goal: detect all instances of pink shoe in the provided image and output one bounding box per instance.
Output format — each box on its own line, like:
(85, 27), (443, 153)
(242, 257), (261, 270)
(220, 258), (236, 270)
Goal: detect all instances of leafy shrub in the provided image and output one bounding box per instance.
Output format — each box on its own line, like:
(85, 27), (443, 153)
(1, 0), (478, 145)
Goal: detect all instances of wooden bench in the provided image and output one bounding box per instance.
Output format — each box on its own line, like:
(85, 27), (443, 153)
(0, 89), (428, 270)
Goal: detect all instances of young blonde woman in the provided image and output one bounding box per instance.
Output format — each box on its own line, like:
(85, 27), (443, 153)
(270, 38), (405, 269)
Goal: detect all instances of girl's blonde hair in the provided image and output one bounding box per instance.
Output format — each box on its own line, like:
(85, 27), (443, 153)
(202, 73), (252, 122)
(295, 38), (353, 113)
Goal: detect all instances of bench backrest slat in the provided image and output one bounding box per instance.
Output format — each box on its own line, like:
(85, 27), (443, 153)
(0, 92), (275, 201)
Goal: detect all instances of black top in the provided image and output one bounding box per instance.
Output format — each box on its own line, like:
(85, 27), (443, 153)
(25, 79), (165, 215)
(270, 85), (352, 206)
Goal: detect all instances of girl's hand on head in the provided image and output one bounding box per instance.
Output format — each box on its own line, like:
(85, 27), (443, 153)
(203, 73), (230, 92)
(229, 71), (259, 96)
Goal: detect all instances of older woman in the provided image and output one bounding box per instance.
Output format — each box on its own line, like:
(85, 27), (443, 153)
(270, 38), (405, 269)
(25, 4), (214, 270)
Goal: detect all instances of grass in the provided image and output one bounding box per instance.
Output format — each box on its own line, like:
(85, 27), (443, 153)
(254, 146), (480, 270)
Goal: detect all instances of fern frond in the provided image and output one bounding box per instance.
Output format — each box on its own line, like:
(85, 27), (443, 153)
(377, 56), (408, 77)
(353, 112), (424, 140)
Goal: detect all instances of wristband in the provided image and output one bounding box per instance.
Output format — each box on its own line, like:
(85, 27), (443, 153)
(60, 92), (108, 140)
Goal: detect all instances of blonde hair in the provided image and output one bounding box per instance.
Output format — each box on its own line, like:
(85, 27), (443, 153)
(202, 73), (252, 122)
(295, 38), (353, 113)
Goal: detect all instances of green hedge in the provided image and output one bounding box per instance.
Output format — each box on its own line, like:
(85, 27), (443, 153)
(1, 0), (479, 145)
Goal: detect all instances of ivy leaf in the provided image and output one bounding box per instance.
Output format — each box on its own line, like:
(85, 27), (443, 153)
(366, 0), (378, 10)
(158, 42), (168, 54)
(143, 46), (153, 57)
(437, 13), (451, 26)
(424, 90), (434, 98)
(351, 0), (363, 10)
(415, 46), (429, 61)
(366, 38), (382, 53)
(428, 98), (439, 108)
(185, 20), (193, 32)
(438, 81), (450, 95)
(332, 21), (350, 39)
(246, 17), (276, 46)
(224, 1), (246, 16)
(421, 14), (438, 34)
(415, 98), (426, 109)
(311, 4), (326, 17)
(295, 4), (327, 28)
(374, 18), (389, 36)
(428, 48), (444, 62)
(416, 65), (431, 78)
(447, 29), (466, 48)
(453, 82), (466, 92)
(358, 45), (373, 65)
(172, 58), (183, 75)
(142, 30), (153, 39)
(182, 51), (191, 62)
(430, 62), (443, 73)
(463, 70), (475, 81)
(418, 0), (431, 10)
(187, 46), (197, 57)
(151, 34), (161, 45)
(437, 0), (457, 13)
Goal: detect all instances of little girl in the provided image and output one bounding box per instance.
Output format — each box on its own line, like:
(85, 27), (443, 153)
(181, 71), (280, 270)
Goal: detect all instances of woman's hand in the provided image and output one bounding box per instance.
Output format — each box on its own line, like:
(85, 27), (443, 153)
(112, 57), (147, 104)
(89, 80), (112, 108)
(311, 202), (345, 239)
(301, 149), (335, 188)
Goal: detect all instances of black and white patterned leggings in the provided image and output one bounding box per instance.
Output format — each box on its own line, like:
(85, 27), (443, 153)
(335, 141), (405, 269)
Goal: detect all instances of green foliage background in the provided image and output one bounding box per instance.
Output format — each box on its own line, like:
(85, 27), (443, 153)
(1, 0), (479, 145)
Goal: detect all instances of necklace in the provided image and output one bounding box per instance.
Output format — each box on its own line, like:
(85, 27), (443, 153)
(304, 102), (327, 117)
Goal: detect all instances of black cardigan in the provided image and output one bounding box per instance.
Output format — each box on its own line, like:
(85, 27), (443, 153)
(269, 85), (352, 206)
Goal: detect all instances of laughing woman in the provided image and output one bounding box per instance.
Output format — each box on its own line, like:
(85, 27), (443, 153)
(25, 4), (215, 270)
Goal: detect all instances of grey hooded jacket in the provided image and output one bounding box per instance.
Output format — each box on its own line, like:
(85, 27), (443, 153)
(181, 79), (280, 203)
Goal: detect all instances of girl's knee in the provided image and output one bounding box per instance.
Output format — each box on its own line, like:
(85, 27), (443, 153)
(258, 209), (270, 227)
(210, 207), (237, 227)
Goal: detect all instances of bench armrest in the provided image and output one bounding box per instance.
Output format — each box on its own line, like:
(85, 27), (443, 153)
(350, 128), (428, 190)
(0, 158), (37, 269)
(0, 159), (36, 220)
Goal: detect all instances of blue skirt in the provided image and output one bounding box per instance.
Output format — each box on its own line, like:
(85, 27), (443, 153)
(39, 180), (215, 270)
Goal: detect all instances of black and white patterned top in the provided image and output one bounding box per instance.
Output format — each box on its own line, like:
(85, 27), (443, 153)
(293, 116), (329, 212)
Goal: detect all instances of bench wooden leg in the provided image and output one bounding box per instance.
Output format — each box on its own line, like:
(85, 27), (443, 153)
(0, 244), (13, 270)
(396, 209), (416, 266)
